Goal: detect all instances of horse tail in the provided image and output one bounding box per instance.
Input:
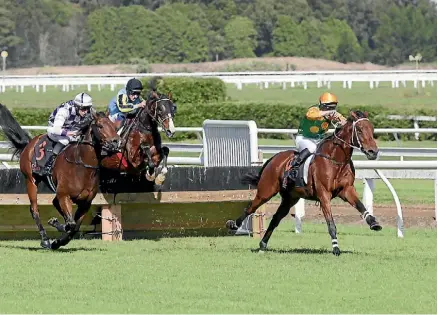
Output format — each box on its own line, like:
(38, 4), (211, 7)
(240, 154), (277, 187)
(0, 103), (31, 157)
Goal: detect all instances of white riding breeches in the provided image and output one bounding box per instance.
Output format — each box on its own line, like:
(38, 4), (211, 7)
(295, 135), (321, 153)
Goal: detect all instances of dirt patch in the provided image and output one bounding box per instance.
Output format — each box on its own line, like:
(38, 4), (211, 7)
(264, 202), (436, 229)
(5, 57), (436, 75)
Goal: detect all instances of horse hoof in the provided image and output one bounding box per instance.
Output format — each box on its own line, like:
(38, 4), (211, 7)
(226, 220), (238, 230)
(370, 223), (382, 231)
(50, 240), (61, 250)
(48, 217), (58, 226)
(155, 174), (166, 185)
(259, 241), (267, 251)
(332, 247), (341, 256)
(145, 173), (156, 182)
(40, 239), (51, 249)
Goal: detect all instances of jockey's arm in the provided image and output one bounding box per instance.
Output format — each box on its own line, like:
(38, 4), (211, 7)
(117, 94), (145, 113)
(305, 107), (335, 120)
(47, 108), (70, 136)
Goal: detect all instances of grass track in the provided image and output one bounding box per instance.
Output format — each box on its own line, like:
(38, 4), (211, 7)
(0, 82), (436, 110)
(0, 222), (435, 314)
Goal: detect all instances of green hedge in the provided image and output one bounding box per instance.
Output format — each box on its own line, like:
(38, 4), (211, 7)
(5, 103), (437, 141)
(141, 77), (227, 104)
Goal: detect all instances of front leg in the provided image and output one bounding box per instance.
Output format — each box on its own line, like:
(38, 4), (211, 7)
(154, 146), (169, 186)
(140, 144), (156, 181)
(318, 188), (341, 256)
(338, 185), (382, 231)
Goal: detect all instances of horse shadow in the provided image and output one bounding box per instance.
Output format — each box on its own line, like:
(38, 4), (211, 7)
(0, 244), (107, 252)
(251, 247), (355, 255)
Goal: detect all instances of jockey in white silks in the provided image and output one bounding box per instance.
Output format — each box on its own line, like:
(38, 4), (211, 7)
(44, 92), (94, 174)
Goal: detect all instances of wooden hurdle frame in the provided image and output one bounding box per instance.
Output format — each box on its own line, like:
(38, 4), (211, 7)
(0, 190), (266, 241)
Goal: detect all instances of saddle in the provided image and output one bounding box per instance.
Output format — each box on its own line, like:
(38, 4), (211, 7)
(284, 151), (314, 188)
(31, 135), (56, 176)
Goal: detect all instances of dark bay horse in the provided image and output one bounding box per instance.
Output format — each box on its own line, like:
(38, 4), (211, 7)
(0, 104), (119, 250)
(227, 110), (382, 255)
(102, 92), (176, 186)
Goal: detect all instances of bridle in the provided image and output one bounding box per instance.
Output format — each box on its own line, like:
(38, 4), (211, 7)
(145, 97), (173, 130)
(333, 118), (369, 153)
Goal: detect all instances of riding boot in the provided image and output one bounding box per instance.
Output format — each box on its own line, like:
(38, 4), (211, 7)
(43, 142), (65, 176)
(43, 154), (57, 176)
(283, 148), (312, 189)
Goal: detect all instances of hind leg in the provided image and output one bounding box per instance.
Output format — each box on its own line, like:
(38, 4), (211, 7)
(338, 185), (382, 231)
(51, 201), (91, 250)
(226, 194), (270, 231)
(259, 196), (299, 251)
(26, 178), (51, 249)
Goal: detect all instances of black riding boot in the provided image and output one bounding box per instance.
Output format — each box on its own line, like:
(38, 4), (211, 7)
(43, 154), (57, 176)
(43, 142), (65, 176)
(283, 148), (312, 189)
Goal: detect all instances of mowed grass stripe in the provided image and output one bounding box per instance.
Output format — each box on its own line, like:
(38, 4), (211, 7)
(0, 222), (435, 314)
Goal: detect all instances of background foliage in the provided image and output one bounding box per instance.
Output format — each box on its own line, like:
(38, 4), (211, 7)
(2, 0), (436, 68)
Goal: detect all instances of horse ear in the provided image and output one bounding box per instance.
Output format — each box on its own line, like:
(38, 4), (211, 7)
(363, 111), (369, 118)
(168, 91), (172, 99)
(151, 91), (159, 99)
(350, 111), (358, 120)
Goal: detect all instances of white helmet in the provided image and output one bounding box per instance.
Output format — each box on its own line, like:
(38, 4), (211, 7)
(74, 92), (93, 108)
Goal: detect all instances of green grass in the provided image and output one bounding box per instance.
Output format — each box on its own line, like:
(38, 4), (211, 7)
(0, 222), (435, 314)
(227, 81), (437, 110)
(0, 85), (125, 108)
(0, 81), (436, 111)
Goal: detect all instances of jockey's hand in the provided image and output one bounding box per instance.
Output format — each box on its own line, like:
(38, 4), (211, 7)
(67, 130), (78, 137)
(138, 100), (146, 108)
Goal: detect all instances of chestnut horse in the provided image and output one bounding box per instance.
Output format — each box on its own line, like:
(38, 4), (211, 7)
(0, 104), (119, 250)
(103, 92), (176, 186)
(227, 110), (382, 255)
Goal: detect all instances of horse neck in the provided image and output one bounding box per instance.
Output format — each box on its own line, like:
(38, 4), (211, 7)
(325, 123), (354, 162)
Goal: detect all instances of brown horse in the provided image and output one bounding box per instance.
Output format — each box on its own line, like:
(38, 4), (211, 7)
(0, 104), (119, 250)
(227, 110), (382, 255)
(102, 92), (176, 186)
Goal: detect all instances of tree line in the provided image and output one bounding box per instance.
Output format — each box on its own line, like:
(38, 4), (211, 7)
(1, 0), (436, 68)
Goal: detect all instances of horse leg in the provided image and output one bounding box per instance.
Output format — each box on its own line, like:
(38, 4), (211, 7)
(338, 185), (382, 231)
(47, 197), (67, 233)
(55, 195), (76, 233)
(141, 144), (156, 181)
(26, 178), (51, 249)
(154, 146), (169, 186)
(50, 201), (91, 250)
(259, 196), (300, 251)
(318, 190), (341, 256)
(226, 192), (273, 231)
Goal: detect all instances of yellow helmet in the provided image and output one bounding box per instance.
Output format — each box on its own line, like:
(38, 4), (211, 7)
(319, 92), (338, 110)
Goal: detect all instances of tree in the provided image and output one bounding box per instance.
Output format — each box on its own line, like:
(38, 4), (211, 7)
(223, 16), (257, 58)
(0, 0), (21, 51)
(272, 15), (304, 57)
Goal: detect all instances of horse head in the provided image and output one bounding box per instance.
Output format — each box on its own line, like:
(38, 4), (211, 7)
(334, 110), (379, 160)
(145, 91), (176, 138)
(83, 111), (120, 155)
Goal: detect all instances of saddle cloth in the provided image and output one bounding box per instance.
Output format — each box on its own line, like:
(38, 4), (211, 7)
(31, 135), (56, 176)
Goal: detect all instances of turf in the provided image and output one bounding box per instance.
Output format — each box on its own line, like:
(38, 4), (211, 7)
(0, 222), (435, 314)
(0, 81), (436, 111)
